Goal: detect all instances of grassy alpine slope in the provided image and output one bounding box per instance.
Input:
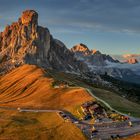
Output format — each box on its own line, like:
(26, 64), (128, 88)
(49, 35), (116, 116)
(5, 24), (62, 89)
(0, 64), (140, 139)
(0, 110), (86, 140)
(0, 64), (94, 115)
(47, 70), (140, 117)
(0, 64), (94, 139)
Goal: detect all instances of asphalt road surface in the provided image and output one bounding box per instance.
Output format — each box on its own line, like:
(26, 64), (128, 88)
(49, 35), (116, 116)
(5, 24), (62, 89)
(0, 106), (140, 140)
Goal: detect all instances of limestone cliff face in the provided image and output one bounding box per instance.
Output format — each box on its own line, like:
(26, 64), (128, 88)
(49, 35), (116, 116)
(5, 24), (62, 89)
(0, 10), (88, 74)
(0, 10), (50, 68)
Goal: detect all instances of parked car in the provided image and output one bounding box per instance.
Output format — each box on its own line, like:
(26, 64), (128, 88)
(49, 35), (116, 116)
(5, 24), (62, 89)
(73, 121), (79, 124)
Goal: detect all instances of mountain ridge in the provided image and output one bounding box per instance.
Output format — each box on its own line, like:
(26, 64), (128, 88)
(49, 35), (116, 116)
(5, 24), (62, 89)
(0, 10), (140, 84)
(71, 43), (119, 66)
(0, 10), (88, 74)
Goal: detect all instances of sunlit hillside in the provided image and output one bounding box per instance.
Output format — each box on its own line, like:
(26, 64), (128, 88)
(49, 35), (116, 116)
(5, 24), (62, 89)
(0, 64), (96, 139)
(122, 134), (140, 140)
(0, 64), (94, 115)
(0, 110), (86, 140)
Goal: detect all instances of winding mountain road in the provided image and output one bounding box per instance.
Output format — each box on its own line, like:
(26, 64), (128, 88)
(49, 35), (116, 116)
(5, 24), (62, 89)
(1, 105), (140, 140)
(0, 87), (140, 140)
(85, 88), (140, 121)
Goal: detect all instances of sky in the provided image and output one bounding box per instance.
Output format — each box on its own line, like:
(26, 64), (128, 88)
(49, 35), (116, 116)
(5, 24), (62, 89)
(0, 0), (140, 55)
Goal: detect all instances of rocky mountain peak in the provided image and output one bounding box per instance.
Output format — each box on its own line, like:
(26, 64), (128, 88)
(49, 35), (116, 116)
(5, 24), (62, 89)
(91, 49), (97, 54)
(0, 10), (89, 74)
(126, 58), (138, 64)
(91, 50), (101, 55)
(0, 9), (50, 64)
(71, 43), (90, 54)
(71, 43), (102, 56)
(21, 10), (38, 25)
(71, 43), (119, 66)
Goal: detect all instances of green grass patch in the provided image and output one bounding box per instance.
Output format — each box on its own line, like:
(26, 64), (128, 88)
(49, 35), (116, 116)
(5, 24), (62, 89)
(47, 70), (140, 118)
(11, 116), (39, 126)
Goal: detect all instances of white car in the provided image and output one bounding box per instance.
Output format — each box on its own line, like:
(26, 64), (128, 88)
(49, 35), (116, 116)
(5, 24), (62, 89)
(73, 121), (79, 124)
(17, 107), (20, 110)
(17, 107), (22, 112)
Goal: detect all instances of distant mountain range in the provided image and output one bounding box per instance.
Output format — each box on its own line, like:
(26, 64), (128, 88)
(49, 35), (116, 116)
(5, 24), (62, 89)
(0, 10), (140, 84)
(112, 54), (140, 64)
(70, 43), (140, 84)
(125, 58), (138, 64)
(71, 43), (119, 66)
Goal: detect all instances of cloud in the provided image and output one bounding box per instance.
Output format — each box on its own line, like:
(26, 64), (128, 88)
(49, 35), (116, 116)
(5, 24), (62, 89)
(123, 54), (140, 58)
(112, 54), (140, 62)
(0, 0), (140, 33)
(51, 28), (82, 34)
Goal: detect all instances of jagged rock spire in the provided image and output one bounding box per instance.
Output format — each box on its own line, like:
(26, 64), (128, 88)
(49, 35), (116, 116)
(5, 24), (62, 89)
(21, 10), (38, 25)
